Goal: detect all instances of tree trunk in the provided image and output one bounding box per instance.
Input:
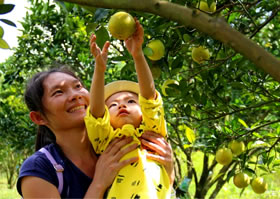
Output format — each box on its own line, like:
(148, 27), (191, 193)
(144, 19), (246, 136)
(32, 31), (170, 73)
(194, 153), (209, 198)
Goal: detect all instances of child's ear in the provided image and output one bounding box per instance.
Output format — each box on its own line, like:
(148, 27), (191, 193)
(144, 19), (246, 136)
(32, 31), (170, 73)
(29, 111), (47, 125)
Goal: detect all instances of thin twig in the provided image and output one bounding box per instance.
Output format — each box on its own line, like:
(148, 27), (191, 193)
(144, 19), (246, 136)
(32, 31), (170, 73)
(250, 6), (280, 38)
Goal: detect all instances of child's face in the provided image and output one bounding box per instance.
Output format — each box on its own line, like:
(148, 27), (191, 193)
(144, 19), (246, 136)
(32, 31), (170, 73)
(105, 91), (142, 129)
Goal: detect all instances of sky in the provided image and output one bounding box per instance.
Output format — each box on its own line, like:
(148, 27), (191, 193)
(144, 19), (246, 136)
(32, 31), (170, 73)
(0, 0), (30, 63)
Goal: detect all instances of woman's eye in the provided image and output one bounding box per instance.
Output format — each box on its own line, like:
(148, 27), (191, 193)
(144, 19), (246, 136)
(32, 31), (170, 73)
(52, 90), (63, 96)
(128, 99), (136, 103)
(76, 83), (82, 88)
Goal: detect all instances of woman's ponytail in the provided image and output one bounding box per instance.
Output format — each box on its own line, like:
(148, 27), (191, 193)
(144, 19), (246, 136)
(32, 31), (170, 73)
(35, 126), (56, 151)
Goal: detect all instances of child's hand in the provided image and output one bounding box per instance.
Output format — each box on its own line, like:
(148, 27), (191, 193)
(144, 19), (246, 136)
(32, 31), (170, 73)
(90, 34), (110, 72)
(125, 19), (144, 58)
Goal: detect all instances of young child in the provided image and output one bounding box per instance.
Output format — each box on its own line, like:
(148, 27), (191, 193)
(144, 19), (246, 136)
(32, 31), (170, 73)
(84, 19), (171, 198)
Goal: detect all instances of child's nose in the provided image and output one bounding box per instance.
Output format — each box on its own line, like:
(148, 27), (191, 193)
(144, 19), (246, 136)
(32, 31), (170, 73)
(118, 103), (127, 109)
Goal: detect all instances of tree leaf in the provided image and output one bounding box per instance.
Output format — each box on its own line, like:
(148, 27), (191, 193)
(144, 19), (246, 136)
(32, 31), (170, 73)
(0, 38), (9, 49)
(185, 126), (195, 144)
(0, 4), (15, 14)
(211, 173), (225, 184)
(258, 165), (269, 173)
(183, 144), (192, 149)
(0, 25), (3, 38)
(94, 8), (109, 22)
(143, 47), (153, 56)
(238, 118), (248, 128)
(81, 5), (96, 14)
(95, 26), (109, 49)
(86, 22), (97, 34)
(273, 160), (280, 168)
(0, 19), (16, 27)
(183, 34), (191, 42)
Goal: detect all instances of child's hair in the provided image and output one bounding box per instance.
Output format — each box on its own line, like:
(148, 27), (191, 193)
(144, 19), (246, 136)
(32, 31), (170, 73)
(24, 66), (82, 151)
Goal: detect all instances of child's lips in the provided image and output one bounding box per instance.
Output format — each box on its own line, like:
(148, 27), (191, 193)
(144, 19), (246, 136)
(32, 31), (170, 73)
(118, 109), (129, 116)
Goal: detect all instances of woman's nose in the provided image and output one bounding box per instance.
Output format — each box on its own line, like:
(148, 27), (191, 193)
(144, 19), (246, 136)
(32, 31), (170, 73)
(69, 90), (82, 101)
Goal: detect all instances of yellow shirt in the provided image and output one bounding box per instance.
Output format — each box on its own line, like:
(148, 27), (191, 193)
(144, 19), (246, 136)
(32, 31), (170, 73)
(84, 92), (170, 198)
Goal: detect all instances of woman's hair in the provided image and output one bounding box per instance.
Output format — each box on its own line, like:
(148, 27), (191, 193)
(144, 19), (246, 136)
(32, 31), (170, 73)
(24, 66), (81, 151)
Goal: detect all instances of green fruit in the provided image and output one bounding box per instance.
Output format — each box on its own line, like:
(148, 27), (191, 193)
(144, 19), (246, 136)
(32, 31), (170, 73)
(215, 148), (233, 165)
(108, 11), (136, 40)
(233, 173), (250, 188)
(191, 46), (210, 64)
(209, 2), (217, 12)
(251, 177), (268, 194)
(147, 40), (165, 61)
(229, 140), (245, 156)
(199, 1), (210, 12)
(198, 1), (216, 13)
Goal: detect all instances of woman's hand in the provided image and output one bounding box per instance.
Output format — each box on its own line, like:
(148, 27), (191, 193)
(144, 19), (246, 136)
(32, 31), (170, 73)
(90, 34), (110, 73)
(87, 137), (138, 198)
(140, 131), (175, 185)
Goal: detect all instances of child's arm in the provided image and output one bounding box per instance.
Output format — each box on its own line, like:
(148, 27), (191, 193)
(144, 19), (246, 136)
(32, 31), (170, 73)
(89, 34), (110, 118)
(125, 20), (156, 100)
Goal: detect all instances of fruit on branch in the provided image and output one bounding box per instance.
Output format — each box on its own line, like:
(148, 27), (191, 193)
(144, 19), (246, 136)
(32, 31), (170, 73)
(146, 40), (165, 61)
(229, 140), (245, 156)
(251, 177), (268, 194)
(215, 148), (233, 165)
(191, 46), (210, 64)
(108, 11), (136, 40)
(233, 172), (250, 188)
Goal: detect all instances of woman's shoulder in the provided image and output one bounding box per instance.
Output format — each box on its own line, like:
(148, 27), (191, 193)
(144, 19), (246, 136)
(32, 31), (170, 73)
(21, 144), (61, 170)
(17, 144), (60, 194)
(20, 145), (60, 176)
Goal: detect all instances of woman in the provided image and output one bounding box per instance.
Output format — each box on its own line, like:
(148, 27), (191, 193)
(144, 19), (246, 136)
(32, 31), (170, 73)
(17, 67), (174, 198)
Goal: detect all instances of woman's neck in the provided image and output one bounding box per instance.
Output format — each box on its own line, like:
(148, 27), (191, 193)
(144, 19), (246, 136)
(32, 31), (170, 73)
(55, 127), (97, 177)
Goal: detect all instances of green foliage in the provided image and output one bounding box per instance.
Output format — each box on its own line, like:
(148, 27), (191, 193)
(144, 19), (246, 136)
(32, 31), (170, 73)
(0, 3), (16, 49)
(0, 0), (280, 198)
(0, 61), (35, 188)
(0, 173), (20, 198)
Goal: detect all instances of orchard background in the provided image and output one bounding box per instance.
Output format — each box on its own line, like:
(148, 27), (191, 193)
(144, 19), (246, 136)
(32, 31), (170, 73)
(0, 0), (280, 198)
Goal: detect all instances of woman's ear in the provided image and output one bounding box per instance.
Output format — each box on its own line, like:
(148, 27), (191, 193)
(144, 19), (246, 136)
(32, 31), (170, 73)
(29, 111), (47, 125)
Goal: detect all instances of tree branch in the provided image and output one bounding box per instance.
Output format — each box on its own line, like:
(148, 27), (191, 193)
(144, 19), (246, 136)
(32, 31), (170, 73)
(200, 99), (280, 121)
(250, 6), (280, 38)
(61, 0), (280, 82)
(236, 0), (257, 28)
(266, 137), (280, 154)
(237, 119), (280, 139)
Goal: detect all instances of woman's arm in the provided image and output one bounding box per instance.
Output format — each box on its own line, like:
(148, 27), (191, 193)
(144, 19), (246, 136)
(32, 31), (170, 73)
(89, 34), (110, 118)
(140, 131), (175, 185)
(21, 176), (61, 198)
(84, 137), (139, 198)
(125, 20), (156, 100)
(21, 138), (138, 199)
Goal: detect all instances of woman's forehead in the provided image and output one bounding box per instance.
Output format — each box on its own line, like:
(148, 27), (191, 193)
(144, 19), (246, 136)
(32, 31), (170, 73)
(43, 72), (78, 90)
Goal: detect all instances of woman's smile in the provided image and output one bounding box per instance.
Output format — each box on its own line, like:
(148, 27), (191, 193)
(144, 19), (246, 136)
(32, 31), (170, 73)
(68, 105), (87, 113)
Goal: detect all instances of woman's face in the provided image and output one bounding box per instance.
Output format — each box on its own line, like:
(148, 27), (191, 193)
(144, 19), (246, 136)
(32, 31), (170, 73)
(41, 72), (89, 131)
